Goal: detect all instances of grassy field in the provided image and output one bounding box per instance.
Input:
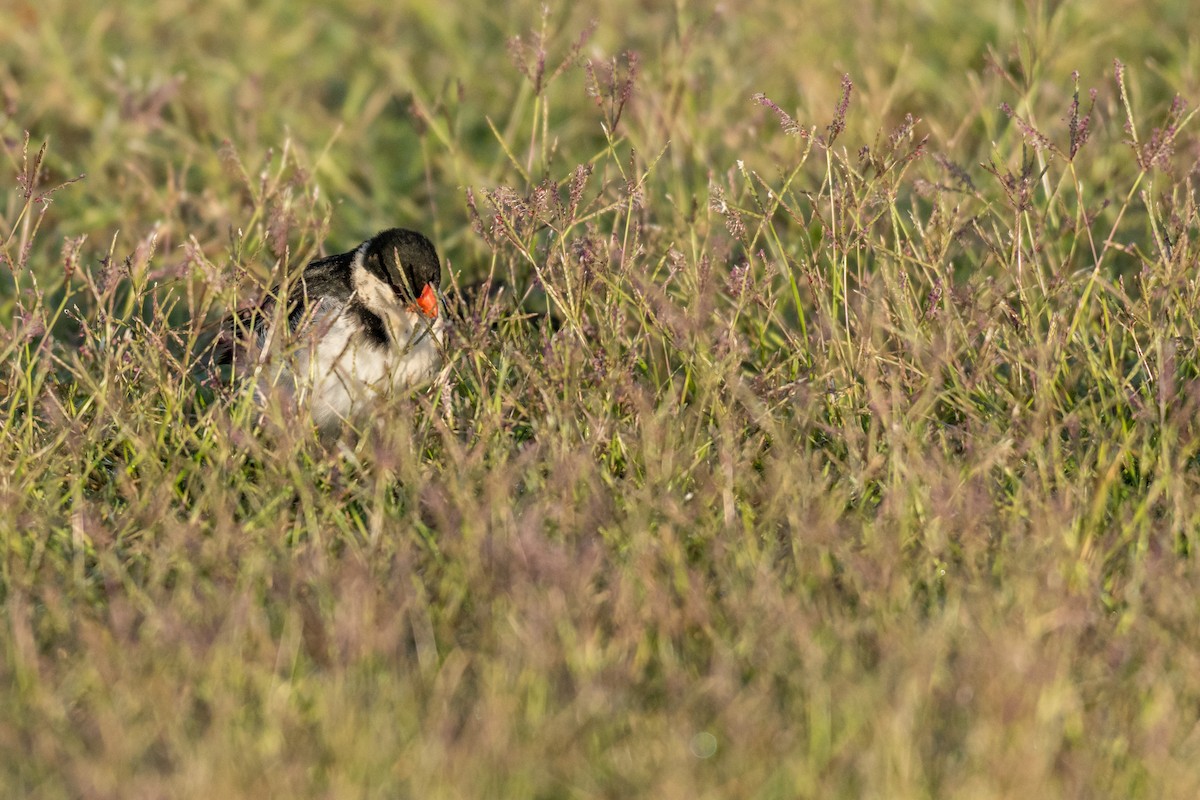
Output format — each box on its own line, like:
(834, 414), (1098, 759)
(4, 0), (1200, 796)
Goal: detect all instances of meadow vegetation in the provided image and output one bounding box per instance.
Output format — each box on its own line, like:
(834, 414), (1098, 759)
(4, 0), (1200, 796)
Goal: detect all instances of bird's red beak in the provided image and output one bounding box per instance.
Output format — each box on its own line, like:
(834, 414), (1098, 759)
(413, 283), (438, 319)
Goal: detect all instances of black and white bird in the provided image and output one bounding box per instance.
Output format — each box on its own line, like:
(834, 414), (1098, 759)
(222, 228), (445, 436)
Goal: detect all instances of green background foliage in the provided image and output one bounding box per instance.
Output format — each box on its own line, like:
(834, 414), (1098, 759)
(4, 0), (1200, 796)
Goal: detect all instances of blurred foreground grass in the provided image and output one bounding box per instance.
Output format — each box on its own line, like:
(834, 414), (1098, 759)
(4, 0), (1200, 797)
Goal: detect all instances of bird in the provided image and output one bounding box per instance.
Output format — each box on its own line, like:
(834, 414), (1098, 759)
(220, 228), (446, 436)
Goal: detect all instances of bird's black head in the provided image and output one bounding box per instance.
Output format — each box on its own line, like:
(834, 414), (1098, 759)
(360, 228), (442, 307)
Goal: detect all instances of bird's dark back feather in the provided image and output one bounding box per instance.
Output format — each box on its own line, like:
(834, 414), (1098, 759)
(287, 251), (355, 330)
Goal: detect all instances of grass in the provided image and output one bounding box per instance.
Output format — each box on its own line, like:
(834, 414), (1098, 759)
(4, 0), (1200, 796)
